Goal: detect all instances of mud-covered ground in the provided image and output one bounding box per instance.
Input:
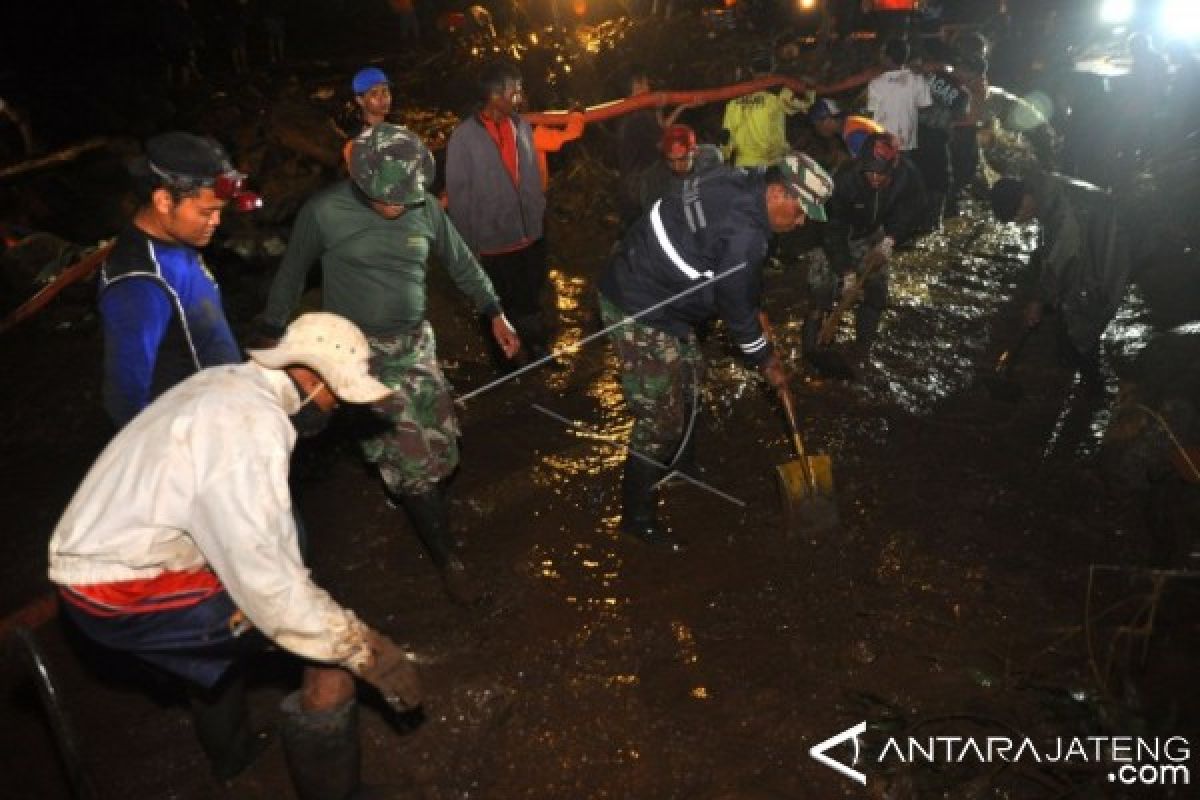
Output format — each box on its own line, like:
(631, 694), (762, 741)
(2, 15), (1199, 800)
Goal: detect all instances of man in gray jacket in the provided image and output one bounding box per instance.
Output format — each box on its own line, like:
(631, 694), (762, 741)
(446, 61), (554, 366)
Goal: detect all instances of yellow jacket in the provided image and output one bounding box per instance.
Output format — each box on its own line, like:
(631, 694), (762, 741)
(721, 87), (809, 167)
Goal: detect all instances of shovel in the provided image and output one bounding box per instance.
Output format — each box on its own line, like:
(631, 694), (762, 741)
(816, 247), (889, 347)
(982, 323), (1038, 402)
(803, 248), (888, 381)
(775, 385), (839, 534)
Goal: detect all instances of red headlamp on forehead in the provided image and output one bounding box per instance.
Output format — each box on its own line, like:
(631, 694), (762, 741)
(148, 160), (263, 212)
(213, 170), (263, 212)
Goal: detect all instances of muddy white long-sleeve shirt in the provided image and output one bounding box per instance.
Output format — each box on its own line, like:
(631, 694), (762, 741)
(47, 362), (371, 671)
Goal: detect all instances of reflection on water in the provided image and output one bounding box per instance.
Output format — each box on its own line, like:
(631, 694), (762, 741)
(516, 193), (1161, 703)
(847, 214), (1034, 414)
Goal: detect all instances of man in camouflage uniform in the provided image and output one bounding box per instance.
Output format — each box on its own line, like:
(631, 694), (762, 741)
(261, 123), (520, 604)
(598, 151), (832, 551)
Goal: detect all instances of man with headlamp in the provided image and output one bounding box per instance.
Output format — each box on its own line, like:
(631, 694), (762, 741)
(99, 131), (261, 428)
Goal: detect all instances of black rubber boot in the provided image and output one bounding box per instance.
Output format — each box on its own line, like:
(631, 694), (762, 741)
(280, 693), (361, 800)
(620, 455), (685, 552)
(188, 671), (269, 781)
(395, 487), (484, 606)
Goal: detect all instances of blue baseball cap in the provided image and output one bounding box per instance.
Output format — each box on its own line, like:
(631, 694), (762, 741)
(808, 98), (845, 123)
(352, 67), (390, 95)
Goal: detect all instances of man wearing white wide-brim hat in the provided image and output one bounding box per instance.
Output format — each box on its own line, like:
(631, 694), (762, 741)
(49, 312), (420, 798)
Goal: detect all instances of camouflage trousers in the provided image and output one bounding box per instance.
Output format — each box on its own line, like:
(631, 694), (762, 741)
(360, 321), (460, 495)
(805, 238), (888, 345)
(599, 293), (703, 463)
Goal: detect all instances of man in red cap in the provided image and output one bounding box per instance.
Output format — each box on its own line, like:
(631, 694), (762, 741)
(637, 124), (723, 213)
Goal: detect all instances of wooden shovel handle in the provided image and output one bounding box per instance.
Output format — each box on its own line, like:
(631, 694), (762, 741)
(777, 385), (808, 459)
(818, 286), (862, 346)
(817, 246), (888, 346)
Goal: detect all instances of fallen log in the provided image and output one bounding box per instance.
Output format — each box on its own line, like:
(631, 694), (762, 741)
(0, 240), (114, 335)
(0, 137), (113, 183)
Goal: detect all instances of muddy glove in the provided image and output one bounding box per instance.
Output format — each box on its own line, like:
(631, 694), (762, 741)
(759, 351), (789, 391)
(876, 235), (895, 261)
(838, 271), (858, 303)
(357, 629), (422, 713)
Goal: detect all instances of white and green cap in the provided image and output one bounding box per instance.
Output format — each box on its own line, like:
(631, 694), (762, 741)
(779, 151), (833, 222)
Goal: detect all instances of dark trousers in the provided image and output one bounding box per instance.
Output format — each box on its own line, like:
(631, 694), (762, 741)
(480, 238), (549, 320)
(913, 126), (951, 228)
(949, 126), (980, 198)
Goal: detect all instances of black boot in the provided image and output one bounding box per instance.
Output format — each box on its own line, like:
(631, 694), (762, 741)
(395, 487), (484, 606)
(188, 671), (269, 781)
(280, 693), (361, 800)
(620, 455), (685, 552)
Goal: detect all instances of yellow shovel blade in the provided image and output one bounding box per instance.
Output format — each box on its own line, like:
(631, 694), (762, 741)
(776, 456), (838, 533)
(775, 456), (835, 498)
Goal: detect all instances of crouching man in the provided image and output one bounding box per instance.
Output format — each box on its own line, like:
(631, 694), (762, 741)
(49, 312), (421, 797)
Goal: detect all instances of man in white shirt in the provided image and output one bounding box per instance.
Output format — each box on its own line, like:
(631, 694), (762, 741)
(49, 312), (421, 797)
(867, 38), (932, 153)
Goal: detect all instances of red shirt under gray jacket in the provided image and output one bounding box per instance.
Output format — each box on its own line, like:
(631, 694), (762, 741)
(445, 112), (546, 255)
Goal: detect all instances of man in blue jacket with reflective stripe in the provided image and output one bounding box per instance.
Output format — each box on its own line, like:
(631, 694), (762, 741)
(597, 152), (833, 550)
(99, 132), (260, 428)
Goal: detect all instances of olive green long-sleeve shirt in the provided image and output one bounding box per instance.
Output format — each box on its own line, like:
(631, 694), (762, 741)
(264, 181), (501, 337)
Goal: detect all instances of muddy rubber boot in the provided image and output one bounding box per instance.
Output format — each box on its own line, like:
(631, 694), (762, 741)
(188, 671), (270, 781)
(280, 693), (362, 800)
(620, 456), (685, 552)
(396, 487), (484, 606)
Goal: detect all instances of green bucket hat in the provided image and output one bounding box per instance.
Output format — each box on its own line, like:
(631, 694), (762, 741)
(350, 123), (435, 206)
